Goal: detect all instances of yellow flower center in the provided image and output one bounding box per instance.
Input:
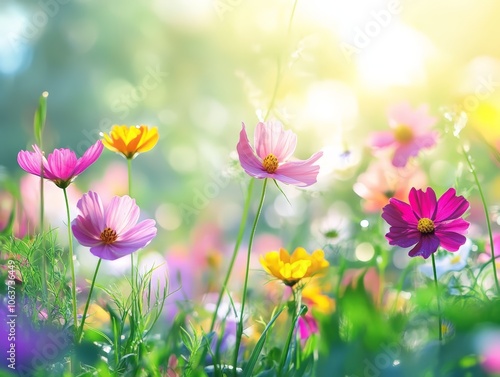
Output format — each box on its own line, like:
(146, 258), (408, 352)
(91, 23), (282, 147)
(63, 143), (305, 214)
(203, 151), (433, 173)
(262, 153), (279, 173)
(449, 254), (461, 265)
(100, 227), (118, 244)
(394, 125), (414, 143)
(417, 218), (435, 234)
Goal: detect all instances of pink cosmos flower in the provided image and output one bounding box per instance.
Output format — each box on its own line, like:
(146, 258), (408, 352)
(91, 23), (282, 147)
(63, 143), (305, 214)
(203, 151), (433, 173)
(353, 157), (427, 213)
(236, 120), (323, 187)
(17, 140), (103, 189)
(371, 103), (438, 167)
(71, 191), (157, 260)
(382, 187), (469, 259)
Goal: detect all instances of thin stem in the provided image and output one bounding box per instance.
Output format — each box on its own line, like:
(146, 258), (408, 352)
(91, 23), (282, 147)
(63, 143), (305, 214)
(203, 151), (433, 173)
(40, 162), (47, 297)
(233, 178), (268, 375)
(76, 258), (102, 343)
(209, 179), (255, 332)
(431, 253), (442, 342)
(461, 145), (499, 293)
(278, 287), (302, 377)
(63, 188), (78, 337)
(127, 158), (135, 292)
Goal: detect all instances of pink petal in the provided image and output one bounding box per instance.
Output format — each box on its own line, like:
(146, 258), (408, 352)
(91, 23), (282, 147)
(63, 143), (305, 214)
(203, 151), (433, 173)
(71, 219), (102, 247)
(388, 102), (415, 127)
(435, 188), (469, 222)
(105, 195), (140, 234)
(17, 149), (43, 177)
(408, 234), (440, 259)
(116, 219), (157, 249)
(408, 187), (437, 219)
(413, 133), (438, 149)
(89, 244), (123, 260)
(46, 148), (78, 181)
(254, 120), (297, 161)
(237, 124), (268, 179)
(392, 142), (420, 168)
(76, 191), (105, 233)
(273, 151), (323, 187)
(371, 131), (395, 148)
(74, 140), (104, 176)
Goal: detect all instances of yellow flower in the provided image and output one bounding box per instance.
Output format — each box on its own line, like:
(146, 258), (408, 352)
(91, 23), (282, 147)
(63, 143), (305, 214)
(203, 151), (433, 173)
(302, 283), (335, 314)
(101, 125), (159, 159)
(260, 247), (329, 286)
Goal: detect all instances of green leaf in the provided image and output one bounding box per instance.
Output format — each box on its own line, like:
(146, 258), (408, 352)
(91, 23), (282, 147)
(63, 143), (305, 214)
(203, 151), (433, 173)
(243, 305), (285, 377)
(33, 91), (48, 145)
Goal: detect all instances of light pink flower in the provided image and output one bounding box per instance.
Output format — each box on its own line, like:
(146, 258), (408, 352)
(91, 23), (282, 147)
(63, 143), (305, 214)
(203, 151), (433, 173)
(353, 158), (427, 213)
(72, 191), (157, 260)
(237, 120), (323, 187)
(17, 140), (103, 189)
(371, 103), (438, 167)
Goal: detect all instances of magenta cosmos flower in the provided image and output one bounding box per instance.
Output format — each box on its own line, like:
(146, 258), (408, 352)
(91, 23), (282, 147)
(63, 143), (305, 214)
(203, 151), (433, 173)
(17, 140), (103, 189)
(236, 120), (323, 187)
(382, 187), (469, 259)
(371, 103), (438, 168)
(71, 191), (157, 260)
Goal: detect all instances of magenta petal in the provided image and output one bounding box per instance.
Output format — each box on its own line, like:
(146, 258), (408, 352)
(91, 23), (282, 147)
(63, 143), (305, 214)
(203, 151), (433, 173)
(273, 151), (323, 187)
(46, 148), (78, 181)
(435, 188), (469, 222)
(435, 231), (467, 252)
(254, 120), (297, 161)
(17, 149), (43, 177)
(408, 187), (437, 219)
(73, 140), (104, 176)
(382, 198), (418, 227)
(386, 228), (421, 248)
(408, 234), (440, 259)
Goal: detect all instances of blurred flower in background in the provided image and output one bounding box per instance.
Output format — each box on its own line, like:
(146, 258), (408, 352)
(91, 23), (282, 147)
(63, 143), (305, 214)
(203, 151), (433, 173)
(370, 103), (438, 168)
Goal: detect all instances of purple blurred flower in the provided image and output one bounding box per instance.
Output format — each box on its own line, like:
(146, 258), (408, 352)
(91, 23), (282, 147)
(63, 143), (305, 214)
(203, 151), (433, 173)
(17, 140), (103, 189)
(71, 191), (157, 260)
(371, 103), (438, 167)
(236, 120), (323, 187)
(382, 187), (470, 259)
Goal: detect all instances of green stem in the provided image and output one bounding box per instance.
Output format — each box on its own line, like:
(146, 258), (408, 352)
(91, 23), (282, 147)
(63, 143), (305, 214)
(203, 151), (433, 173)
(431, 253), (442, 342)
(40, 161), (47, 298)
(209, 179), (255, 332)
(63, 188), (78, 337)
(127, 158), (135, 291)
(76, 258), (102, 343)
(461, 146), (499, 293)
(278, 287), (302, 377)
(233, 178), (268, 374)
